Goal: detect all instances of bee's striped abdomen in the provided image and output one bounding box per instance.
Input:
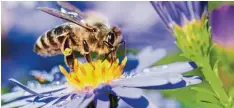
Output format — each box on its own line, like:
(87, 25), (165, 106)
(47, 31), (57, 46)
(34, 27), (65, 56)
(34, 23), (81, 57)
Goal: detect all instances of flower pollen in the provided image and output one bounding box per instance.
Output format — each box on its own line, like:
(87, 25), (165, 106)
(59, 57), (127, 92)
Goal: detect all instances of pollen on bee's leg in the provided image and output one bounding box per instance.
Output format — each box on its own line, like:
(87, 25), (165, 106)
(63, 48), (72, 56)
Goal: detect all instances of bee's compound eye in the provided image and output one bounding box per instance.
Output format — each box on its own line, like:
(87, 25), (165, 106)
(107, 32), (115, 45)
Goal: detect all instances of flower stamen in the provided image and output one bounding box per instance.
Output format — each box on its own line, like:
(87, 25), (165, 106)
(59, 57), (127, 92)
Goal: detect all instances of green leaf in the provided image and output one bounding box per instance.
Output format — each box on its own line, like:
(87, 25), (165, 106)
(192, 87), (217, 97)
(196, 92), (220, 106)
(197, 101), (223, 108)
(229, 88), (234, 99)
(213, 60), (220, 78)
(208, 43), (216, 56)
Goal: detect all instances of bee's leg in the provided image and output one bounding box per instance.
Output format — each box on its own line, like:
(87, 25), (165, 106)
(61, 37), (75, 72)
(106, 51), (117, 67)
(82, 40), (95, 69)
(64, 53), (75, 72)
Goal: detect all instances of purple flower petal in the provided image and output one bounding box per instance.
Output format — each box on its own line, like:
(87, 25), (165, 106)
(93, 84), (111, 108)
(96, 94), (110, 108)
(94, 84), (111, 96)
(110, 86), (149, 108)
(110, 87), (143, 99)
(150, 1), (207, 28)
(211, 4), (234, 48)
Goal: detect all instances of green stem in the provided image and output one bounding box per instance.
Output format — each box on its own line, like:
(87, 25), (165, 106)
(198, 57), (231, 108)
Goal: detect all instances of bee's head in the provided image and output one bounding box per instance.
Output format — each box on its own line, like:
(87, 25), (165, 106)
(102, 26), (125, 62)
(103, 26), (123, 51)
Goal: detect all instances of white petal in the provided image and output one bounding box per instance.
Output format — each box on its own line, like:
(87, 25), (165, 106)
(79, 94), (95, 108)
(114, 74), (202, 89)
(183, 76), (202, 86)
(111, 87), (143, 99)
(113, 75), (171, 87)
(137, 61), (197, 76)
(135, 46), (167, 72)
(9, 78), (43, 97)
(2, 91), (30, 102)
(2, 97), (35, 108)
(65, 94), (86, 108)
(20, 102), (46, 108)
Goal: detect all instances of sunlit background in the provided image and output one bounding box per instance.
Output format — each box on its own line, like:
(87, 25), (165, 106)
(1, 1), (234, 108)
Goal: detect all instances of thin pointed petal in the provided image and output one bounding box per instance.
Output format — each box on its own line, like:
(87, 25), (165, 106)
(151, 1), (207, 27)
(79, 94), (95, 108)
(2, 97), (35, 108)
(1, 91), (32, 102)
(8, 78), (43, 97)
(66, 94), (86, 108)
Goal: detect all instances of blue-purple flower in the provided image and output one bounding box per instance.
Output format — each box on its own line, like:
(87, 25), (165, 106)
(210, 4), (234, 50)
(150, 1), (207, 30)
(2, 47), (202, 108)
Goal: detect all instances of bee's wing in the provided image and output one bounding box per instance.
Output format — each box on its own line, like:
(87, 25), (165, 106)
(37, 7), (93, 31)
(57, 1), (84, 17)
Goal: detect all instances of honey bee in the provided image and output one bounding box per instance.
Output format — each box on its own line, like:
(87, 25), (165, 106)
(34, 1), (125, 71)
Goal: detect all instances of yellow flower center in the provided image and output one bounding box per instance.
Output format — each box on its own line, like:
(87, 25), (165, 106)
(173, 20), (202, 44)
(59, 57), (127, 92)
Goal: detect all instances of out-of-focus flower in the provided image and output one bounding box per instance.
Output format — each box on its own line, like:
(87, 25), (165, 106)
(30, 58), (87, 83)
(151, 1), (232, 107)
(2, 47), (202, 108)
(150, 1), (209, 62)
(210, 4), (234, 50)
(31, 66), (64, 83)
